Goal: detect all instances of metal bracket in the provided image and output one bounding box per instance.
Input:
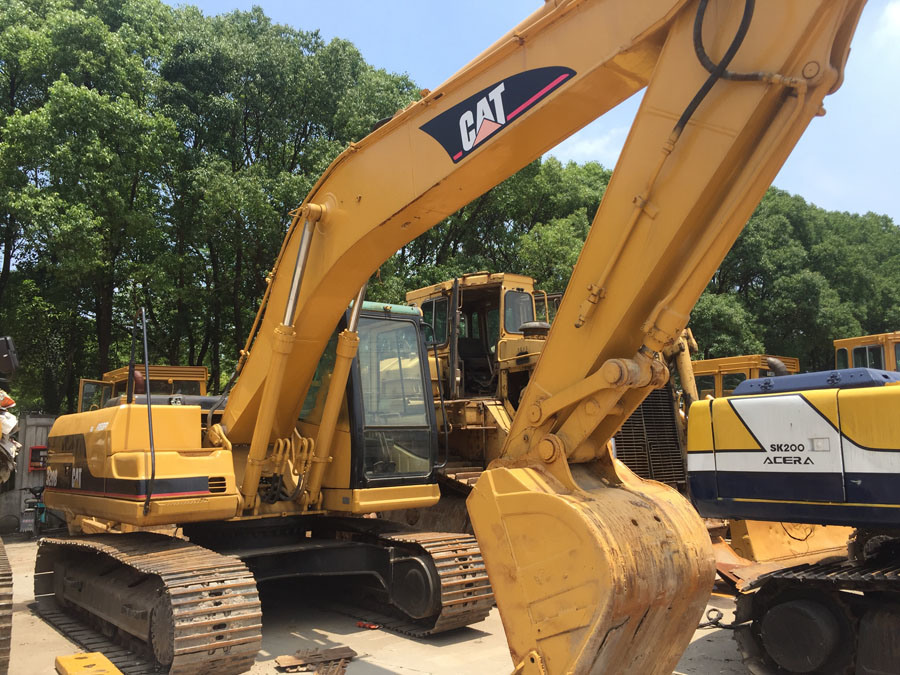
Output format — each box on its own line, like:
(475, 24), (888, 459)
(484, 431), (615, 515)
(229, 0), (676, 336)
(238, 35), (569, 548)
(528, 352), (666, 427)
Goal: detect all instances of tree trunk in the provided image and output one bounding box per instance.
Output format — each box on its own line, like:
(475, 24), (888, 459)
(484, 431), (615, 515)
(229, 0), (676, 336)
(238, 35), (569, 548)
(0, 214), (16, 312)
(233, 241), (244, 353)
(96, 277), (115, 374)
(209, 243), (222, 394)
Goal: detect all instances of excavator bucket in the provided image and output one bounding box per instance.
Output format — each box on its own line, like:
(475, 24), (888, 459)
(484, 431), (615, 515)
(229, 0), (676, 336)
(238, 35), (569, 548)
(469, 459), (714, 674)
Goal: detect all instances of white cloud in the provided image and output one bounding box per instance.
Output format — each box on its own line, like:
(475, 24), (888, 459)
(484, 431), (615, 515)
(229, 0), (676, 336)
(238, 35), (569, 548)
(545, 124), (629, 169)
(874, 1), (900, 49)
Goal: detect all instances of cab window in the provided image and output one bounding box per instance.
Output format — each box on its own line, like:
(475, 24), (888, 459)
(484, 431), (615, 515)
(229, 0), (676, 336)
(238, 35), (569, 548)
(486, 309), (500, 353)
(80, 381), (112, 412)
(895, 343), (900, 371)
(421, 298), (448, 345)
(853, 344), (884, 369)
(695, 375), (716, 399)
(458, 311), (481, 341)
(504, 291), (534, 333)
(357, 317), (431, 478)
(835, 348), (849, 370)
(722, 372), (746, 396)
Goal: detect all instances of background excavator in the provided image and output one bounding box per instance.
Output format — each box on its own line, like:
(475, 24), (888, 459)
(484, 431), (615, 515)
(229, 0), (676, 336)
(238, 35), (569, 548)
(406, 273), (856, 596)
(36, 1), (865, 673)
(689, 362), (900, 672)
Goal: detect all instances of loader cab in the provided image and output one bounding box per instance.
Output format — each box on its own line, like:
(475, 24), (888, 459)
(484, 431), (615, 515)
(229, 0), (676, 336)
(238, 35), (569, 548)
(77, 365), (209, 412)
(407, 272), (549, 410)
(299, 302), (438, 494)
(690, 354), (799, 399)
(834, 332), (900, 372)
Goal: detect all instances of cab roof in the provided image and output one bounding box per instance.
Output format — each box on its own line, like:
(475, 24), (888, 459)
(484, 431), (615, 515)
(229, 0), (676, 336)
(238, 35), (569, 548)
(360, 300), (421, 316)
(691, 354), (800, 376)
(102, 365), (209, 383)
(406, 272), (536, 304)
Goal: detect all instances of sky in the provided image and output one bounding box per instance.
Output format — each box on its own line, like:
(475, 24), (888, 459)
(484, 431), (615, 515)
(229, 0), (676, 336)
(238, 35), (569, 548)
(174, 0), (900, 223)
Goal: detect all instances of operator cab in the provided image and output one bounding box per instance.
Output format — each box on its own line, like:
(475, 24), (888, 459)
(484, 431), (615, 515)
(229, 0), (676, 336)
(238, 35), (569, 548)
(298, 301), (438, 491)
(690, 354), (800, 398)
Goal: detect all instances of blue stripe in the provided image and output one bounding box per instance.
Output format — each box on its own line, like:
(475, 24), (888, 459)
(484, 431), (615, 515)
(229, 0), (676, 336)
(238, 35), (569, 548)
(715, 470), (843, 502)
(690, 470), (900, 528)
(689, 472), (717, 501)
(690, 470), (900, 506)
(845, 472), (900, 505)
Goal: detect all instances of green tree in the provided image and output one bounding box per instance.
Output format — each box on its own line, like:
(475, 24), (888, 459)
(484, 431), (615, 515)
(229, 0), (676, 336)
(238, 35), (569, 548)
(690, 293), (764, 359)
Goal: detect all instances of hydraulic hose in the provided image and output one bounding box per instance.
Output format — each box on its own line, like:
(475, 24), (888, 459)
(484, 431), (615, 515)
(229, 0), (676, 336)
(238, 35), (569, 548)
(674, 0), (756, 138)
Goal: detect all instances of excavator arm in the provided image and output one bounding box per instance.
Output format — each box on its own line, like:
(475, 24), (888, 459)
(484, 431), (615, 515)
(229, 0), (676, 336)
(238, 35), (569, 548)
(217, 1), (864, 672)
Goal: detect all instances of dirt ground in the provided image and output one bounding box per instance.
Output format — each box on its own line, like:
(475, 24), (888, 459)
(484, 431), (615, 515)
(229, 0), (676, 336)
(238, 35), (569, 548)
(3, 534), (746, 674)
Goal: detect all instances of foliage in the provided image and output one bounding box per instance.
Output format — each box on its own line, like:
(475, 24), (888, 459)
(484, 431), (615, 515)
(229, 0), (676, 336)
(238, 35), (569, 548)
(0, 1), (897, 413)
(695, 189), (898, 370)
(0, 0), (418, 409)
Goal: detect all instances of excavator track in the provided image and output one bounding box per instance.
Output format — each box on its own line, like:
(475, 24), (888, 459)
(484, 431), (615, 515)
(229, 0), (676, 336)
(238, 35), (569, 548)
(0, 540), (11, 675)
(734, 555), (900, 675)
(181, 516), (492, 636)
(377, 531), (494, 635)
(35, 533), (261, 674)
(329, 530), (494, 637)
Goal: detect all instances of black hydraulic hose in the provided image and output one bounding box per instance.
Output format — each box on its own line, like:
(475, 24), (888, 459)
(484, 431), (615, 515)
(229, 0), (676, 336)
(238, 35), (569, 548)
(283, 471), (303, 502)
(139, 308), (156, 516)
(694, 0), (771, 83)
(674, 0), (756, 138)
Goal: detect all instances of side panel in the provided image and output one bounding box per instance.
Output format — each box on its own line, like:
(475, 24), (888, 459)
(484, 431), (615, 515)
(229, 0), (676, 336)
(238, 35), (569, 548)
(689, 385), (900, 528)
(712, 392), (844, 502)
(837, 386), (900, 504)
(686, 400), (716, 500)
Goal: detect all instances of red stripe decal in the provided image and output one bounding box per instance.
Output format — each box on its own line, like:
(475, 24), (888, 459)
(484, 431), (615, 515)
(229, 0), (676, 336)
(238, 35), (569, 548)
(506, 73), (571, 121)
(45, 487), (209, 500)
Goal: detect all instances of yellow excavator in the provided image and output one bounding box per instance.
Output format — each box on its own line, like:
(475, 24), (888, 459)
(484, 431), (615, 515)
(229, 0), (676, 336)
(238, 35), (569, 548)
(36, 1), (865, 673)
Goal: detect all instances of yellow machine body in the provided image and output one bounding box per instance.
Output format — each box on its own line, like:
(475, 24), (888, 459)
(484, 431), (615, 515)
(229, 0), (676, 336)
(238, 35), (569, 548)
(42, 0), (866, 672)
(45, 404), (240, 526)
